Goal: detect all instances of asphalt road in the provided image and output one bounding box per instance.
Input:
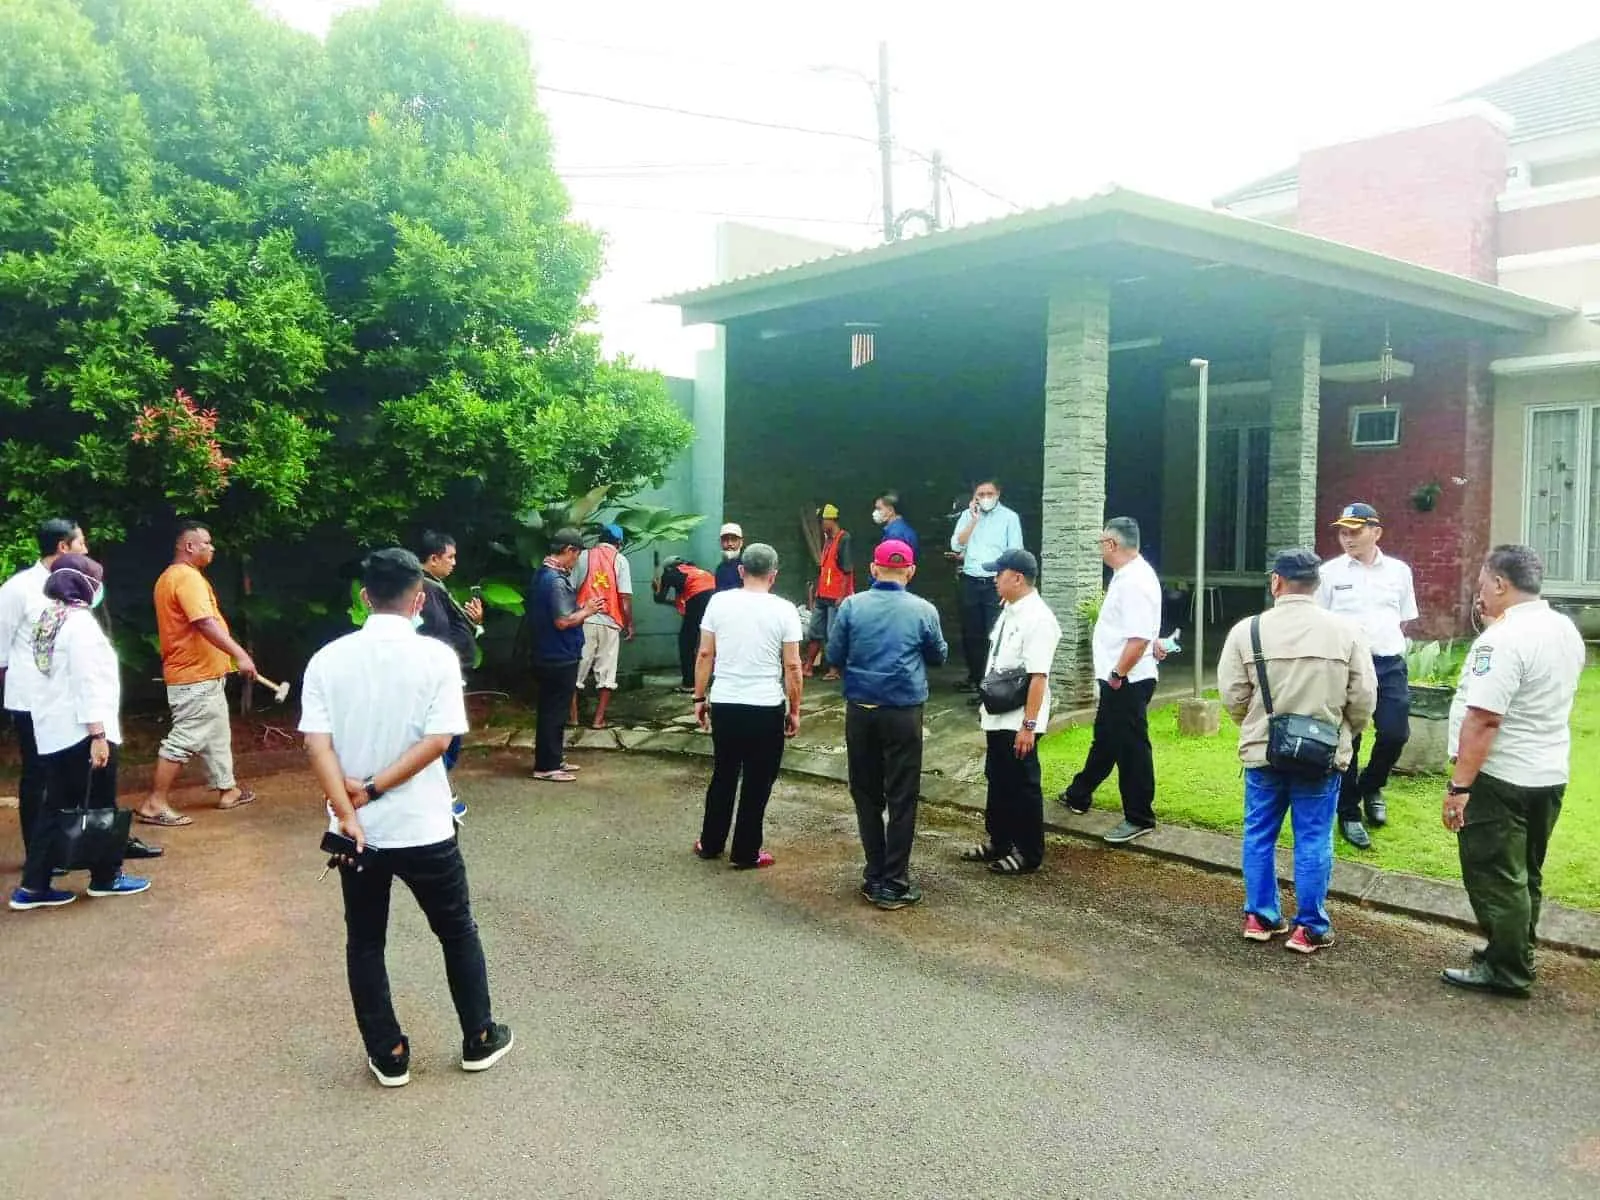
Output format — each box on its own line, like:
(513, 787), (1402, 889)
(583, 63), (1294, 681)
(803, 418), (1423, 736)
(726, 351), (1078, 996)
(2, 749), (1598, 1199)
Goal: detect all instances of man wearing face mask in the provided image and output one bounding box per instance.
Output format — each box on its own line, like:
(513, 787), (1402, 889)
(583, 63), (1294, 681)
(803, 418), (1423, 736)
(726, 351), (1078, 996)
(1316, 502), (1418, 850)
(872, 492), (918, 559)
(949, 479), (1022, 697)
(714, 523), (745, 592)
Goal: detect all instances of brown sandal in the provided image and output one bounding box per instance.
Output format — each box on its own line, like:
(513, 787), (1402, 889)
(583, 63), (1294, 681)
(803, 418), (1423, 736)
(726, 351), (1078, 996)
(217, 789), (256, 810)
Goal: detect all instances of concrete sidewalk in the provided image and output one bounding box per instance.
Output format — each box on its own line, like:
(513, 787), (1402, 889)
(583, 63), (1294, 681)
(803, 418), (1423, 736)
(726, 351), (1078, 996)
(490, 667), (1600, 959)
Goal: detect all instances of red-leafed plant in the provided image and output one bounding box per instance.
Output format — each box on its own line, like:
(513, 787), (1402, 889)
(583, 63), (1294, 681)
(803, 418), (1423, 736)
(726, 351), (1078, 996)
(132, 389), (234, 502)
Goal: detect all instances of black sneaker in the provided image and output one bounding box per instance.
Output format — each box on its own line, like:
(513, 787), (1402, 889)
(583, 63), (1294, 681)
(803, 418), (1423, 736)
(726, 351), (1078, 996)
(870, 883), (923, 911)
(461, 1023), (515, 1072)
(369, 1038), (410, 1088)
(1057, 790), (1091, 815)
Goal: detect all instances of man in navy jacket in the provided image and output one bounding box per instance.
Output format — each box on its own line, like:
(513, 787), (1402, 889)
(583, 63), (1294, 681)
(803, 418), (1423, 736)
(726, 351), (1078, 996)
(827, 539), (947, 909)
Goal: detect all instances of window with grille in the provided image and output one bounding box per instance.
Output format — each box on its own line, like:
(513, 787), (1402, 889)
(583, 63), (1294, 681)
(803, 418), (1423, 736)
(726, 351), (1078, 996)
(1524, 404), (1600, 586)
(1350, 405), (1401, 447)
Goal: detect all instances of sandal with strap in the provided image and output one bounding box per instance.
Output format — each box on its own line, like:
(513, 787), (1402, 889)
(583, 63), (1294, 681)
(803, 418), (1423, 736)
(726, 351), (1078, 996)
(959, 843), (1003, 863)
(988, 853), (1040, 876)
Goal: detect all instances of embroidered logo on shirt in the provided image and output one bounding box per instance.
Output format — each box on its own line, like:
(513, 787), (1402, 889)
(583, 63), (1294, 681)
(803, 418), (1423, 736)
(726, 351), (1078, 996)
(1333, 584), (1353, 591)
(1471, 645), (1494, 676)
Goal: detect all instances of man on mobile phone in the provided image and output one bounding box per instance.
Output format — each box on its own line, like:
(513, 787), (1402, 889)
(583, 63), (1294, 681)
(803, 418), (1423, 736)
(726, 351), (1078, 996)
(300, 548), (512, 1088)
(417, 531), (484, 821)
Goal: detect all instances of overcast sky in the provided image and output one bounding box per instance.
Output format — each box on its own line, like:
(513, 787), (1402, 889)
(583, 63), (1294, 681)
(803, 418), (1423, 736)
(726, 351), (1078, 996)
(263, 1), (1600, 376)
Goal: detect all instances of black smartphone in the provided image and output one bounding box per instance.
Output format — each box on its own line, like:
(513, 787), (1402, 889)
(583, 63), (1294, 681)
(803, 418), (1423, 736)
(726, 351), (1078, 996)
(320, 829), (359, 857)
(470, 584), (482, 599)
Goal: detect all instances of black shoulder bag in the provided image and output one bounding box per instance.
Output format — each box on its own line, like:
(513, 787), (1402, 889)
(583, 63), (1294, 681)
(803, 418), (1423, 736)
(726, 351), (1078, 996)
(1249, 616), (1340, 776)
(978, 607), (1031, 716)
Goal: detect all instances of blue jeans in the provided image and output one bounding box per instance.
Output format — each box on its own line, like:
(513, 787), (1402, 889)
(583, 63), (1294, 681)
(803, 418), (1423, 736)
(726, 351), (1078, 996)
(1242, 767), (1339, 937)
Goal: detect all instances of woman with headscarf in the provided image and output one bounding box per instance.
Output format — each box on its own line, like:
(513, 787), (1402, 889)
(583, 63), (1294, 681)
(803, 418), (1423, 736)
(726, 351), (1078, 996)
(8, 554), (151, 910)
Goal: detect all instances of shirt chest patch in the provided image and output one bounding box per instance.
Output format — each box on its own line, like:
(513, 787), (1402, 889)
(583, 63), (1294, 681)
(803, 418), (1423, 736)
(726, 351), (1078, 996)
(1333, 584), (1353, 592)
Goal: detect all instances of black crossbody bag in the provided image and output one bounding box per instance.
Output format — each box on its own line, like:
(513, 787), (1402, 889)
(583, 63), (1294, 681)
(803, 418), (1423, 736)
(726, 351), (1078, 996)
(978, 608), (1031, 716)
(1249, 616), (1340, 776)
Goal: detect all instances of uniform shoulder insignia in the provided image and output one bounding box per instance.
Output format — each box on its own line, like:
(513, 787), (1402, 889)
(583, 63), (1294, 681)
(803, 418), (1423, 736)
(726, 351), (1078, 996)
(1470, 645), (1494, 676)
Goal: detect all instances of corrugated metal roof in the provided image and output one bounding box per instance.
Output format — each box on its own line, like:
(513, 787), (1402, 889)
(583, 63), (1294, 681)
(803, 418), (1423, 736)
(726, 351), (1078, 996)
(1216, 35), (1600, 206)
(656, 186), (1571, 330)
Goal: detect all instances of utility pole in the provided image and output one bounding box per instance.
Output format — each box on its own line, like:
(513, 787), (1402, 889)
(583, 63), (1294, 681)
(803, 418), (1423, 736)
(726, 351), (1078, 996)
(876, 40), (895, 242)
(929, 150), (944, 231)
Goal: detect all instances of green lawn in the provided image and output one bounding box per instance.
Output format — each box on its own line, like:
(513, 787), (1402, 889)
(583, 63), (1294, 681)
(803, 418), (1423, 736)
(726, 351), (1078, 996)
(1037, 667), (1600, 911)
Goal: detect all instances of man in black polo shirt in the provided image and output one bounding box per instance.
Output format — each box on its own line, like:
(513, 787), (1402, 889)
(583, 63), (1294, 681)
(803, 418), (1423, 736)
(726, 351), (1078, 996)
(417, 530), (483, 820)
(529, 529), (601, 783)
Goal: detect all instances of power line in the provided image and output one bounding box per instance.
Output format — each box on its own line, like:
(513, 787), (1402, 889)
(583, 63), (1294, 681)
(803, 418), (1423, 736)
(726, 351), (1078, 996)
(566, 199), (879, 228)
(942, 164), (1024, 211)
(538, 86), (879, 146)
(534, 34), (871, 88)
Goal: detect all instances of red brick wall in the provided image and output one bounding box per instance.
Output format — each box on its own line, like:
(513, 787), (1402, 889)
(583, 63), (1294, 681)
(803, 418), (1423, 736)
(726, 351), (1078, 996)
(1296, 116), (1509, 280)
(1315, 339), (1495, 637)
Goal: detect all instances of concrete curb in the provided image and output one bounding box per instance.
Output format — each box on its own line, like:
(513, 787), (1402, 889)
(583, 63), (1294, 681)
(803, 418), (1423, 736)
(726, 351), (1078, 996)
(521, 724), (1600, 960)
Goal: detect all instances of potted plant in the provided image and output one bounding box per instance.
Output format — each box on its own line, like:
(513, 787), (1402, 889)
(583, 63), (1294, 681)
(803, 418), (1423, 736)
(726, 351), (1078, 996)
(1410, 480), (1443, 512)
(1395, 639), (1466, 774)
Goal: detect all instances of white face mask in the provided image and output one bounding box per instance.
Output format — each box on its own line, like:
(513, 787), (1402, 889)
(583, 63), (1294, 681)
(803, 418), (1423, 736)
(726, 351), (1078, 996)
(978, 497), (998, 513)
(871, 509), (887, 525)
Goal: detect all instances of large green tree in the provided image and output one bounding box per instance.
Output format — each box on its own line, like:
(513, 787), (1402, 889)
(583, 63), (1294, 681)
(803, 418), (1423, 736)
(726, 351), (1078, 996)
(0, 0), (690, 573)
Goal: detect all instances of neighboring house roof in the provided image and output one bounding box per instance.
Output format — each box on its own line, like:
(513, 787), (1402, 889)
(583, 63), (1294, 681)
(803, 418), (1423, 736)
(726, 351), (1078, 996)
(1217, 35), (1600, 206)
(657, 187), (1570, 331)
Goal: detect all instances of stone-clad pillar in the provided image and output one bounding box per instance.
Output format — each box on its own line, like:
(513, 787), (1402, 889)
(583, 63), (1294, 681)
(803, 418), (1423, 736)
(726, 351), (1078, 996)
(1040, 276), (1110, 710)
(1266, 319), (1321, 563)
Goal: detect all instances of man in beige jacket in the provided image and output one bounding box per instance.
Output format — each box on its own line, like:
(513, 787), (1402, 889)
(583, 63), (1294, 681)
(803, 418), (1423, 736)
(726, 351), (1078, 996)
(1218, 549), (1377, 954)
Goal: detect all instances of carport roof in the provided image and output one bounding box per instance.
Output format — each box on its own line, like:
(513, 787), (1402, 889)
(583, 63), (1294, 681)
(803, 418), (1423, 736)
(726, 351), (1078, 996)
(657, 187), (1570, 333)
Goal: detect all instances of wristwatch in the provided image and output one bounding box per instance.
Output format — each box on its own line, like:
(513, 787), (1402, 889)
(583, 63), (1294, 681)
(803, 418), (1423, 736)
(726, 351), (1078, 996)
(1108, 671), (1125, 683)
(363, 777), (384, 803)
(1022, 718), (1038, 731)
(1446, 782), (1472, 796)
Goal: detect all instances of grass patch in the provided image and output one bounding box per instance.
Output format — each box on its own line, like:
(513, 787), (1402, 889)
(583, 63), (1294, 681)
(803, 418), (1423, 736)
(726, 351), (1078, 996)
(1038, 667), (1600, 911)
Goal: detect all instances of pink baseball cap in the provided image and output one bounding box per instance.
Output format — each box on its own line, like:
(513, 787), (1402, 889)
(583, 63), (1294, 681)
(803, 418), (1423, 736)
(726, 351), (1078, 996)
(873, 539), (915, 568)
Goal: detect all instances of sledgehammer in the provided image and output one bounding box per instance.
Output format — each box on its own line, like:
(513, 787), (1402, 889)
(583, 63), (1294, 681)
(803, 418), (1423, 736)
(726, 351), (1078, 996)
(254, 675), (292, 704)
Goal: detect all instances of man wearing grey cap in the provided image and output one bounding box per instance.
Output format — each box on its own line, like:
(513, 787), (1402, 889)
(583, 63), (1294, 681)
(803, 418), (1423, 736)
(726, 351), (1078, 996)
(1218, 550), (1377, 953)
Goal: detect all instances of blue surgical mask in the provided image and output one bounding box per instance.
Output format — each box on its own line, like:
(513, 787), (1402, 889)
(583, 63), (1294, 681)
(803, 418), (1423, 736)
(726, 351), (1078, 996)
(411, 613), (424, 630)
(90, 584), (105, 610)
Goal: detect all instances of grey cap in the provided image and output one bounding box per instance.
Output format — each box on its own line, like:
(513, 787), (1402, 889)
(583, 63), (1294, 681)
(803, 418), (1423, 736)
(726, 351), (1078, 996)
(1271, 548), (1322, 582)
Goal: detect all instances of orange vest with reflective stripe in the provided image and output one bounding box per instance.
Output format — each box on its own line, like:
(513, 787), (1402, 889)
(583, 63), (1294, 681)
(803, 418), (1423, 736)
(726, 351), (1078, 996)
(576, 543), (626, 625)
(816, 531), (854, 602)
(676, 565), (715, 614)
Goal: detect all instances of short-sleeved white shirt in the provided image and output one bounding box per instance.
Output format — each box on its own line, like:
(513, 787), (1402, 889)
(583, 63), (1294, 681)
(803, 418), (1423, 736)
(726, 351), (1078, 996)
(0, 562), (49, 712)
(702, 588), (802, 707)
(299, 613), (470, 849)
(1093, 555), (1161, 683)
(1316, 550), (1418, 657)
(980, 590), (1063, 732)
(1447, 600), (1587, 788)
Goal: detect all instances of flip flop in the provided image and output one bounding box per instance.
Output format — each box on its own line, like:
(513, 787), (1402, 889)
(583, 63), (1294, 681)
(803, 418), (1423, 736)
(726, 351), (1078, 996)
(217, 789), (256, 811)
(559, 761), (581, 772)
(136, 810), (193, 827)
(532, 770), (577, 783)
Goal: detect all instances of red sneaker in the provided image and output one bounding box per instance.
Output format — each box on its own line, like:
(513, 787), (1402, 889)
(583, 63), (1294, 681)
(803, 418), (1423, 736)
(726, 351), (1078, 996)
(1285, 926), (1335, 954)
(731, 850), (775, 870)
(1242, 913), (1289, 942)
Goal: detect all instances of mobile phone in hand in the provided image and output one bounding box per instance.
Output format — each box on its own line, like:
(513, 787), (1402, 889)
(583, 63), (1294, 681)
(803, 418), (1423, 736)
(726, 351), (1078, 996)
(470, 585), (483, 600)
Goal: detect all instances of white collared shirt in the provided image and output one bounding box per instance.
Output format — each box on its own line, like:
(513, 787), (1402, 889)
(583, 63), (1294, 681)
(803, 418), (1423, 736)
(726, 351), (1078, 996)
(1448, 600), (1586, 788)
(980, 590), (1062, 732)
(30, 607), (122, 755)
(299, 614), (469, 850)
(0, 562), (50, 711)
(1092, 555), (1162, 683)
(1315, 550), (1417, 657)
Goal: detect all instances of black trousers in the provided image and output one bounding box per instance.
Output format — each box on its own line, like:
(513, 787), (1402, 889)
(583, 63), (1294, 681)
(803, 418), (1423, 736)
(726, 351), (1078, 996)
(985, 729), (1045, 866)
(1064, 678), (1158, 827)
(339, 836), (493, 1059)
(24, 738), (124, 893)
(532, 660), (580, 772)
(1339, 654), (1410, 821)
(678, 590), (713, 686)
(845, 703), (924, 893)
(700, 702), (785, 865)
(959, 575), (1001, 684)
(6, 709), (46, 854)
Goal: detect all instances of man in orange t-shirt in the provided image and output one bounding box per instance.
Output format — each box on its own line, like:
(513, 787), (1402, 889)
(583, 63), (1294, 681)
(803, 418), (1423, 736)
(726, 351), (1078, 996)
(136, 521), (258, 827)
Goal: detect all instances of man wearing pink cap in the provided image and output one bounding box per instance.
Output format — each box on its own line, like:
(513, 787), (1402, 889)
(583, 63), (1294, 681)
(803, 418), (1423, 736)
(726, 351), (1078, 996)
(828, 538), (947, 908)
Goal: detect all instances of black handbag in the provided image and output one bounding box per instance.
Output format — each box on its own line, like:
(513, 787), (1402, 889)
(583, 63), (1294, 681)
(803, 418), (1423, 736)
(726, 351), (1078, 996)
(978, 609), (1031, 715)
(1250, 616), (1340, 777)
(55, 776), (133, 872)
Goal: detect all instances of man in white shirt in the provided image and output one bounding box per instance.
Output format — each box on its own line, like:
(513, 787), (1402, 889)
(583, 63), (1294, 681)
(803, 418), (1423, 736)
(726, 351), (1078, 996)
(1316, 502), (1419, 850)
(966, 548), (1060, 875)
(691, 543), (803, 869)
(300, 548), (512, 1087)
(1, 519), (87, 855)
(1058, 517), (1163, 844)
(1440, 545), (1587, 998)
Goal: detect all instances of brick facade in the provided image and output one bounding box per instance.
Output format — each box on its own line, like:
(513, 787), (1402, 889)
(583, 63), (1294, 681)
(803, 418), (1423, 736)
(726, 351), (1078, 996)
(1314, 339), (1496, 636)
(1296, 115), (1509, 281)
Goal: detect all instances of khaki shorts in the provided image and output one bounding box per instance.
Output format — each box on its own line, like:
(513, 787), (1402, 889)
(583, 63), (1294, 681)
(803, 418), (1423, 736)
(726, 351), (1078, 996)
(578, 623), (622, 690)
(159, 676), (236, 790)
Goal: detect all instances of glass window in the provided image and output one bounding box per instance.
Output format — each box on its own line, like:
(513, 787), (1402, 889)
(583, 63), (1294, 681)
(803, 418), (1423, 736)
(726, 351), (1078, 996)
(1526, 408), (1581, 582)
